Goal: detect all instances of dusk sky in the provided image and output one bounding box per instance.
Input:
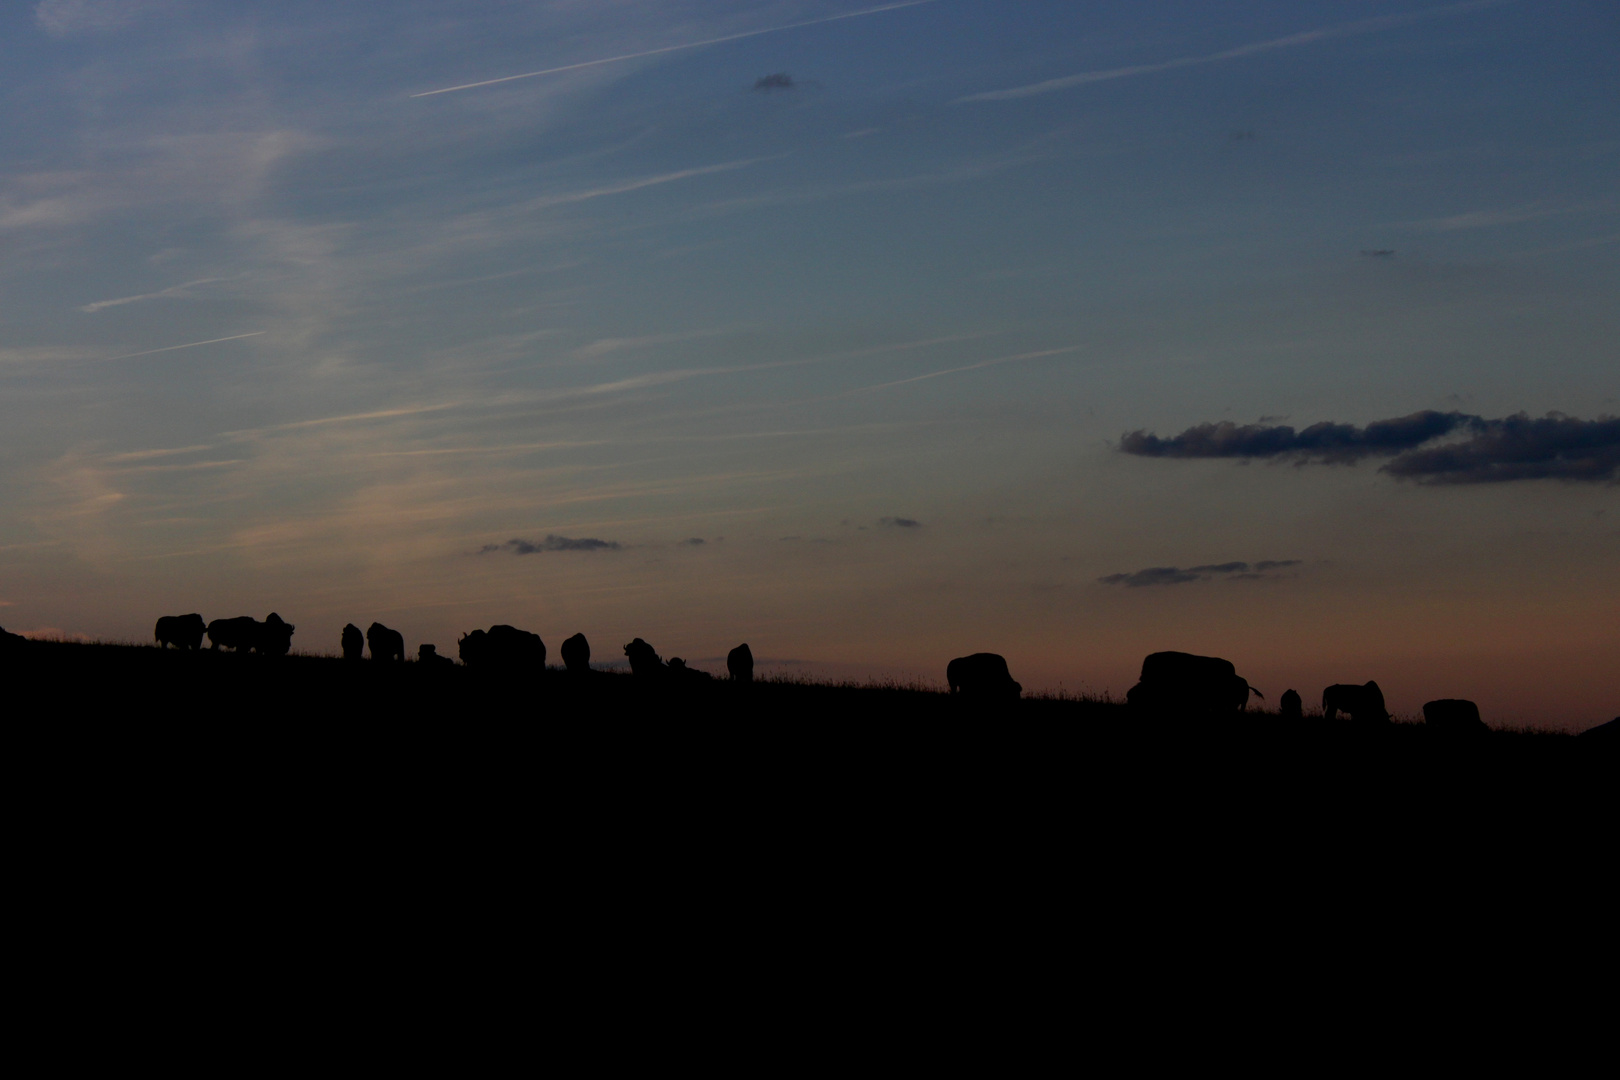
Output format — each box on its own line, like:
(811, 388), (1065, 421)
(2, 0), (1615, 726)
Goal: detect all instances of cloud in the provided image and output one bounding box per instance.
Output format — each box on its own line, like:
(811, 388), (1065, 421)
(1121, 410), (1471, 463)
(81, 277), (227, 313)
(879, 517), (921, 528)
(35, 0), (173, 35)
(957, 0), (1508, 103)
(1382, 413), (1620, 484)
(1120, 412), (1620, 484)
(680, 537), (706, 546)
(411, 0), (938, 97)
(100, 331), (267, 362)
(754, 73), (795, 92)
(1099, 560), (1301, 587)
(487, 535), (622, 555)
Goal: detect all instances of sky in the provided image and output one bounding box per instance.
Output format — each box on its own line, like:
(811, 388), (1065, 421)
(1, 0), (1615, 727)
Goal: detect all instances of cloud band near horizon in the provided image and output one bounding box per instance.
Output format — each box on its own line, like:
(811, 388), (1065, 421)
(1120, 411), (1620, 484)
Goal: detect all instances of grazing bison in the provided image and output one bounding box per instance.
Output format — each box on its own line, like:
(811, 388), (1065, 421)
(561, 633), (591, 674)
(623, 638), (664, 677)
(1280, 688), (1303, 721)
(155, 614), (206, 651)
(459, 625), (545, 669)
(367, 622), (405, 662)
(207, 613), (294, 654)
(1127, 651), (1259, 717)
(1322, 681), (1389, 723)
(1423, 699), (1487, 735)
(946, 653), (1022, 702)
(341, 623), (364, 662)
(728, 643), (754, 683)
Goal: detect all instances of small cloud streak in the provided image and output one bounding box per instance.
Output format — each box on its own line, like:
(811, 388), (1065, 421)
(483, 535), (622, 555)
(1100, 560), (1302, 587)
(754, 73), (795, 92)
(1120, 411), (1620, 484)
(81, 276), (228, 313)
(879, 517), (921, 528)
(957, 0), (1508, 103)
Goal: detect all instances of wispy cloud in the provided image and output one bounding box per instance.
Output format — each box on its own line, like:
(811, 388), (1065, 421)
(81, 277), (228, 313)
(482, 535), (623, 554)
(411, 0), (940, 98)
(99, 331), (266, 362)
(851, 346), (1081, 394)
(528, 158), (771, 210)
(1100, 560), (1302, 587)
(1399, 199), (1618, 232)
(957, 0), (1510, 103)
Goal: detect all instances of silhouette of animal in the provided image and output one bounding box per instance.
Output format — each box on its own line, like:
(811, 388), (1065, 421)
(155, 614), (206, 651)
(341, 623), (364, 661)
(728, 643), (754, 683)
(1280, 689), (1303, 720)
(418, 643), (454, 668)
(258, 613), (295, 656)
(946, 653), (1021, 701)
(207, 613), (294, 654)
(623, 638), (664, 677)
(1578, 718), (1619, 741)
(1423, 699), (1486, 735)
(458, 625), (545, 669)
(1126, 651), (1259, 716)
(668, 657), (713, 682)
(561, 633), (590, 674)
(367, 622), (405, 662)
(1322, 682), (1389, 723)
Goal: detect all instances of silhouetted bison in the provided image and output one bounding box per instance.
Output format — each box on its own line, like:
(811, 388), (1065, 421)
(155, 613), (206, 651)
(946, 653), (1021, 702)
(623, 638), (663, 677)
(728, 643), (754, 683)
(341, 623), (364, 662)
(1423, 698), (1486, 735)
(1126, 651), (1259, 717)
(561, 633), (591, 674)
(418, 643), (454, 668)
(367, 622), (405, 662)
(668, 657), (713, 682)
(207, 613), (294, 655)
(1322, 681), (1389, 723)
(1280, 689), (1303, 720)
(459, 625), (545, 669)
(1579, 718), (1619, 741)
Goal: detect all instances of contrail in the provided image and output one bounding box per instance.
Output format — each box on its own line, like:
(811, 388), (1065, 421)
(852, 346), (1082, 393)
(411, 0), (940, 98)
(102, 331), (266, 361)
(958, 0), (1511, 102)
(82, 276), (228, 313)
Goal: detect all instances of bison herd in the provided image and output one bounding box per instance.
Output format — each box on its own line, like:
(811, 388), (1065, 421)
(136, 612), (1615, 735)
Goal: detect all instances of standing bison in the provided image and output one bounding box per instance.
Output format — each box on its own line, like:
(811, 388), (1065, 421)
(1279, 689), (1303, 720)
(623, 638), (664, 677)
(1322, 682), (1389, 723)
(367, 622), (405, 662)
(207, 613), (294, 654)
(155, 614), (206, 651)
(1127, 651), (1260, 718)
(459, 625), (545, 669)
(341, 623), (364, 662)
(1423, 698), (1486, 735)
(946, 653), (1021, 702)
(727, 643), (754, 683)
(561, 633), (591, 674)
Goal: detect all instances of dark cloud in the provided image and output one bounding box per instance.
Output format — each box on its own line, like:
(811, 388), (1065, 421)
(1120, 411), (1619, 484)
(880, 517), (921, 528)
(680, 537), (706, 546)
(483, 535), (621, 555)
(1381, 413), (1620, 484)
(754, 73), (794, 92)
(1099, 560), (1301, 587)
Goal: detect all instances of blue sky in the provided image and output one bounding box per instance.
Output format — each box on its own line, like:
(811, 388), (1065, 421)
(2, 1), (1615, 724)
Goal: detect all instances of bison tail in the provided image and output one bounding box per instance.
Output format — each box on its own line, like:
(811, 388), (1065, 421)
(1249, 686), (1265, 699)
